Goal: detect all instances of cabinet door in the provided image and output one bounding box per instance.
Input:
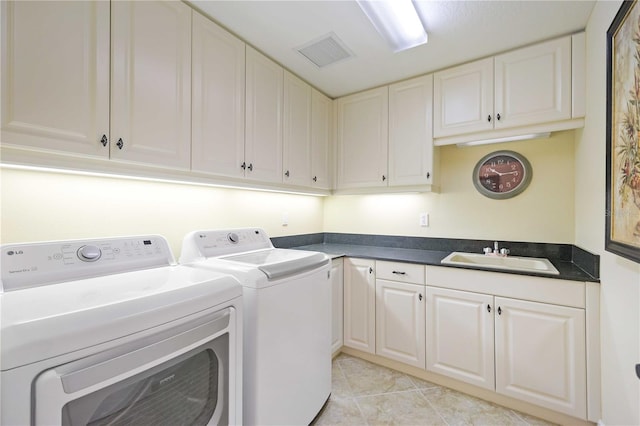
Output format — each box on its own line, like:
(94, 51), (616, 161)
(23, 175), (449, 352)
(245, 46), (283, 183)
(426, 287), (495, 390)
(495, 297), (586, 418)
(331, 258), (344, 353)
(311, 89), (332, 190)
(336, 87), (388, 189)
(494, 36), (571, 129)
(283, 71), (311, 186)
(1, 1), (109, 157)
(111, 1), (191, 169)
(343, 258), (376, 354)
(433, 58), (493, 138)
(376, 279), (425, 368)
(191, 11), (245, 178)
(389, 75), (434, 186)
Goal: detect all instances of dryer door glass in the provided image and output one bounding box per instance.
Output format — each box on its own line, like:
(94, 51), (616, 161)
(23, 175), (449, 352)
(61, 334), (228, 426)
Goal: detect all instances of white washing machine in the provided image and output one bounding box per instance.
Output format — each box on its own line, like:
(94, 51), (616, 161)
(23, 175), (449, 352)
(180, 228), (331, 426)
(0, 235), (243, 425)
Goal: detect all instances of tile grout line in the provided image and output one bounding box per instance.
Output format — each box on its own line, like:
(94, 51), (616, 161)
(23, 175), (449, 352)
(335, 357), (370, 424)
(335, 357), (356, 398)
(351, 387), (435, 400)
(351, 395), (371, 426)
(422, 391), (453, 426)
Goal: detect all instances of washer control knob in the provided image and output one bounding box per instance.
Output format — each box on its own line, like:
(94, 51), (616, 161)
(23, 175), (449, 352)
(77, 245), (102, 262)
(227, 233), (239, 244)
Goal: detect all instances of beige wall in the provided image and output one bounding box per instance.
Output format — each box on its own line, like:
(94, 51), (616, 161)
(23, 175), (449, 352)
(325, 131), (575, 243)
(577, 1), (640, 424)
(0, 168), (324, 256)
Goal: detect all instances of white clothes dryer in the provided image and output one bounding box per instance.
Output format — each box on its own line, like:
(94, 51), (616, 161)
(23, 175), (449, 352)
(180, 228), (331, 426)
(1, 235), (242, 425)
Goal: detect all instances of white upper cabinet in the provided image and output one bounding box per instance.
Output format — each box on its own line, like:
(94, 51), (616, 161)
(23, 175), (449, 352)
(283, 71), (312, 186)
(433, 58), (494, 138)
(494, 36), (571, 129)
(434, 35), (575, 142)
(1, 1), (110, 157)
(191, 10), (245, 178)
(245, 46), (284, 184)
(311, 89), (332, 190)
(110, 1), (192, 169)
(337, 87), (389, 189)
(571, 32), (586, 119)
(389, 75), (436, 186)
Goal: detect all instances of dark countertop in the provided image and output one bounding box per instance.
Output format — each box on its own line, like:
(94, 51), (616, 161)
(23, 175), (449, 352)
(293, 243), (599, 283)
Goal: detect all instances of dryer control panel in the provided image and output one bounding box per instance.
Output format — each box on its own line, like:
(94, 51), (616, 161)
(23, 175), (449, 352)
(181, 228), (273, 262)
(0, 236), (175, 292)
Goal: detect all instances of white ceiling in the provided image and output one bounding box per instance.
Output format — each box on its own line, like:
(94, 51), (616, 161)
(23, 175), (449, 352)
(189, 0), (595, 98)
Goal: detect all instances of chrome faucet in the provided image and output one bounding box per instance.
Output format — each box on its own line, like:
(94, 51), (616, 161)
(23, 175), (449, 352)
(484, 241), (510, 257)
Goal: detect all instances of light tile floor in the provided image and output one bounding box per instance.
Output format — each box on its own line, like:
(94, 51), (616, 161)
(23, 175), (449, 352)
(312, 353), (556, 426)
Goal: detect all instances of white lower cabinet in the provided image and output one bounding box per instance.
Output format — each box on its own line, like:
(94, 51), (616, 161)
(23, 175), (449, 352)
(376, 279), (425, 368)
(342, 260), (594, 420)
(494, 297), (586, 418)
(331, 258), (344, 353)
(426, 287), (495, 390)
(426, 281), (587, 419)
(343, 258), (376, 353)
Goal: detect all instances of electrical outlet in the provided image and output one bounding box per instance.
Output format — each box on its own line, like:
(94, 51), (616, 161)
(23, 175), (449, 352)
(419, 212), (429, 227)
(282, 212), (289, 226)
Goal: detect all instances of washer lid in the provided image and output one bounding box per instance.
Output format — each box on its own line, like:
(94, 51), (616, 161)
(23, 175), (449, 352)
(0, 266), (242, 370)
(221, 249), (329, 280)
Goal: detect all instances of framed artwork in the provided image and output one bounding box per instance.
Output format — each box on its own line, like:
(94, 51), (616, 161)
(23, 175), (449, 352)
(606, 0), (640, 263)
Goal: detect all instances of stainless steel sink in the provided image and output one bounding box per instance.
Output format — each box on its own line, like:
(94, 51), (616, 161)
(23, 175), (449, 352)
(441, 252), (560, 275)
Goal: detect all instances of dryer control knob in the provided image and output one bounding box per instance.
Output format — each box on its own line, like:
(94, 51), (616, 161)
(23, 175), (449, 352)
(227, 233), (239, 244)
(77, 245), (102, 262)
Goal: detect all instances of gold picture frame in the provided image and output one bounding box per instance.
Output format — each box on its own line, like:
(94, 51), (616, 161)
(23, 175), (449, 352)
(606, 0), (640, 263)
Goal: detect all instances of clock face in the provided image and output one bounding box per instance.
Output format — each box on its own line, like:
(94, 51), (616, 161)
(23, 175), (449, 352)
(473, 151), (532, 199)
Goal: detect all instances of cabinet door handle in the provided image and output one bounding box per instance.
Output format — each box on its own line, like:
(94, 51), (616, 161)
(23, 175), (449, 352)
(392, 271), (406, 275)
(382, 175), (386, 181)
(426, 172), (430, 179)
(116, 138), (124, 149)
(241, 162), (246, 170)
(313, 176), (317, 182)
(487, 115), (492, 122)
(247, 163), (253, 171)
(497, 306), (502, 315)
(100, 134), (108, 147)
(285, 170), (290, 178)
(496, 113), (501, 121)
(369, 267), (373, 274)
(419, 293), (423, 301)
(487, 304), (491, 313)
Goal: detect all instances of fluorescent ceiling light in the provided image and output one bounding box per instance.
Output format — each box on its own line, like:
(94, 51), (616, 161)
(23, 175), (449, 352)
(456, 132), (551, 147)
(356, 0), (427, 52)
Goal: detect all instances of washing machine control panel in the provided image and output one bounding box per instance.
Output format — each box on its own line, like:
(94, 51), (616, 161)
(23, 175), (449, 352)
(0, 236), (175, 291)
(184, 228), (273, 259)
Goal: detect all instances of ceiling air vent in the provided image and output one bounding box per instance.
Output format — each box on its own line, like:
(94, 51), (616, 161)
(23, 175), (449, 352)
(296, 33), (354, 68)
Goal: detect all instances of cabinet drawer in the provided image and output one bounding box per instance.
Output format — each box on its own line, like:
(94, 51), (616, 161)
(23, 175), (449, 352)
(376, 261), (425, 285)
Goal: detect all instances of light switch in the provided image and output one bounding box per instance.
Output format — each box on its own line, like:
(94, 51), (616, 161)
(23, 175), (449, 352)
(419, 212), (429, 227)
